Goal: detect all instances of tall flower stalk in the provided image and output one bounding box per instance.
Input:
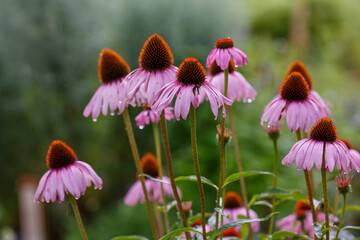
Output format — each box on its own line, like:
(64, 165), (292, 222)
(69, 195), (88, 240)
(122, 108), (158, 239)
(321, 142), (330, 240)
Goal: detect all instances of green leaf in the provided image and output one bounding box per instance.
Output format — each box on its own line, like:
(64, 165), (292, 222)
(157, 200), (177, 213)
(341, 225), (360, 231)
(111, 236), (149, 240)
(160, 227), (202, 240)
(270, 231), (312, 239)
(222, 171), (274, 188)
(175, 175), (218, 190)
(259, 188), (305, 201)
(345, 205), (360, 212)
(248, 194), (259, 208)
(138, 174), (170, 185)
(208, 213), (275, 240)
(252, 200), (272, 208)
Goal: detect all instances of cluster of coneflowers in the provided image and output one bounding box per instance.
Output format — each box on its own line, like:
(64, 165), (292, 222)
(33, 34), (360, 240)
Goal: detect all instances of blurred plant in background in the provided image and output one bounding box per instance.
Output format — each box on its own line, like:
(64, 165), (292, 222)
(1, 0), (360, 239)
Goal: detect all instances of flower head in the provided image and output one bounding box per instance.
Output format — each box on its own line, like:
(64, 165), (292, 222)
(261, 72), (328, 132)
(335, 173), (353, 195)
(125, 34), (178, 105)
(340, 138), (360, 171)
(216, 124), (232, 144)
(206, 60), (257, 103)
(262, 122), (282, 141)
(282, 118), (356, 172)
(206, 38), (248, 70)
(222, 228), (241, 238)
(34, 140), (103, 203)
(295, 200), (311, 219)
(135, 105), (174, 129)
(152, 57), (232, 120)
(83, 49), (130, 121)
(124, 153), (180, 205)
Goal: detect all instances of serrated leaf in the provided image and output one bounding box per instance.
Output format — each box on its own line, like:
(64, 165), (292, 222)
(111, 236), (149, 240)
(160, 227), (202, 240)
(270, 231), (311, 239)
(138, 174), (170, 184)
(208, 213), (275, 240)
(175, 175), (218, 190)
(222, 171), (273, 188)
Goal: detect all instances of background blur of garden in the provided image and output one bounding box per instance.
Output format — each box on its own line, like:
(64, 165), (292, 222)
(1, 0), (360, 239)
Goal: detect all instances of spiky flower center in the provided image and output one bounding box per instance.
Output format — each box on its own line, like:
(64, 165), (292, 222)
(286, 60), (313, 89)
(340, 138), (353, 149)
(139, 33), (174, 71)
(215, 38), (234, 49)
(46, 140), (77, 169)
(209, 59), (236, 76)
(98, 48), (130, 84)
(280, 72), (309, 101)
(224, 191), (243, 209)
(223, 229), (241, 237)
(295, 200), (311, 216)
(177, 57), (206, 86)
(140, 153), (159, 178)
(335, 173), (353, 195)
(310, 118), (337, 142)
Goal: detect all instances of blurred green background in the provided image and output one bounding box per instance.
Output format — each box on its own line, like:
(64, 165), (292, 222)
(1, 0), (360, 239)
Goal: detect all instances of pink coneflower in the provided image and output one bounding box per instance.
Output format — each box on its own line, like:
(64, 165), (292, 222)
(152, 57), (232, 120)
(262, 122), (282, 141)
(206, 38), (248, 70)
(135, 104), (174, 129)
(207, 60), (256, 103)
(286, 60), (331, 115)
(282, 118), (358, 172)
(340, 138), (360, 171)
(125, 34), (178, 106)
(34, 140), (103, 203)
(261, 72), (328, 132)
(124, 153), (179, 205)
(83, 48), (131, 121)
(335, 173), (353, 195)
(276, 200), (338, 238)
(222, 228), (242, 239)
(221, 192), (260, 232)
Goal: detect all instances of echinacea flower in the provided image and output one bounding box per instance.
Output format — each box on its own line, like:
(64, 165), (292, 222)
(34, 140), (103, 203)
(222, 228), (242, 239)
(124, 153), (179, 205)
(152, 57), (232, 120)
(282, 118), (358, 172)
(286, 60), (331, 115)
(83, 48), (131, 121)
(261, 72), (328, 132)
(335, 173), (353, 195)
(220, 191), (260, 232)
(207, 60), (256, 103)
(276, 200), (338, 238)
(262, 122), (282, 141)
(135, 105), (174, 129)
(125, 33), (178, 106)
(206, 38), (248, 70)
(216, 124), (232, 144)
(181, 219), (212, 239)
(340, 138), (360, 171)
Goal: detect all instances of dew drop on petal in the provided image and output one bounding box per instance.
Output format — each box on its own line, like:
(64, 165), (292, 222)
(139, 125), (144, 130)
(110, 112), (115, 116)
(119, 100), (122, 104)
(92, 118), (98, 122)
(247, 99), (253, 103)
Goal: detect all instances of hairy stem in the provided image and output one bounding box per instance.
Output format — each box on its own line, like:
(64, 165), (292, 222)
(321, 142), (330, 240)
(335, 194), (347, 240)
(268, 139), (278, 234)
(69, 195), (88, 240)
(123, 108), (158, 239)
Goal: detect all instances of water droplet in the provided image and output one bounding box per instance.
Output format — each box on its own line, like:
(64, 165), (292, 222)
(139, 125), (144, 130)
(119, 100), (122, 104)
(267, 124), (271, 128)
(92, 118), (97, 122)
(247, 99), (253, 103)
(110, 112), (115, 116)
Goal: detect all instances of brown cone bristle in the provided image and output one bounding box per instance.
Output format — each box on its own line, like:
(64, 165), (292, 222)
(139, 33), (174, 71)
(224, 191), (243, 209)
(46, 140), (77, 169)
(286, 60), (313, 89)
(223, 228), (241, 237)
(215, 38), (234, 49)
(280, 72), (310, 101)
(209, 59), (236, 76)
(140, 153), (159, 178)
(340, 138), (353, 149)
(310, 118), (338, 142)
(177, 57), (206, 86)
(295, 200), (311, 216)
(98, 48), (130, 84)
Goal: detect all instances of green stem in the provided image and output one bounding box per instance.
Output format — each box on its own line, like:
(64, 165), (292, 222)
(153, 201), (164, 236)
(123, 108), (158, 239)
(152, 123), (170, 232)
(321, 142), (330, 240)
(68, 195), (88, 240)
(301, 219), (306, 235)
(335, 194), (347, 240)
(190, 105), (207, 240)
(159, 112), (191, 240)
(268, 139), (278, 234)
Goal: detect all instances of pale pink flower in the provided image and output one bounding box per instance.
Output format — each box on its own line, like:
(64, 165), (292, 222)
(176, 201), (192, 212)
(34, 140), (102, 203)
(124, 153), (180, 205)
(152, 57), (232, 120)
(83, 48), (131, 121)
(282, 118), (358, 172)
(135, 106), (174, 128)
(125, 34), (177, 106)
(261, 72), (328, 132)
(206, 38), (248, 70)
(340, 138), (360, 171)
